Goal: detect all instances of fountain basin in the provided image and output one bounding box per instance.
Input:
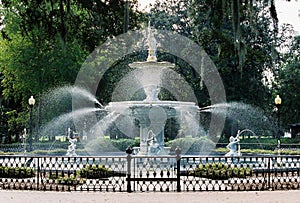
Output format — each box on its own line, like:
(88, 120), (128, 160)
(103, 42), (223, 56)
(105, 101), (199, 111)
(105, 101), (199, 155)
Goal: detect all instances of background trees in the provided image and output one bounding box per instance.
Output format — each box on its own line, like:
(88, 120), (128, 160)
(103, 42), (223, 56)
(144, 0), (293, 136)
(0, 0), (298, 142)
(0, 0), (141, 142)
(275, 36), (300, 127)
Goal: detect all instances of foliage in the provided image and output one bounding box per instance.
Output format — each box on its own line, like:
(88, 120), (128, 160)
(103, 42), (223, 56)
(239, 138), (278, 150)
(85, 137), (139, 153)
(0, 151), (16, 155)
(0, 35), (87, 105)
(147, 0), (283, 110)
(49, 163), (121, 185)
(0, 165), (35, 178)
(166, 137), (215, 154)
(4, 110), (28, 143)
(274, 36), (300, 127)
(217, 137), (300, 152)
(78, 164), (112, 179)
(0, 0), (142, 51)
(49, 173), (83, 186)
(191, 162), (252, 180)
(0, 0), (298, 142)
(0, 0), (141, 142)
(0, 105), (8, 141)
(214, 147), (300, 155)
(110, 138), (140, 151)
(31, 148), (68, 155)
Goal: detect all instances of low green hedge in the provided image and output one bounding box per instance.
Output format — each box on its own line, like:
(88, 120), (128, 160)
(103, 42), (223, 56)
(215, 147), (300, 155)
(0, 166), (35, 178)
(78, 164), (113, 179)
(49, 173), (83, 186)
(166, 137), (215, 154)
(47, 164), (114, 185)
(190, 162), (252, 180)
(85, 137), (139, 153)
(218, 138), (300, 150)
(111, 138), (140, 151)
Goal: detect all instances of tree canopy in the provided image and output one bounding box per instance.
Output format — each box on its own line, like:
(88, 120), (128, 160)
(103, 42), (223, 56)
(0, 0), (298, 142)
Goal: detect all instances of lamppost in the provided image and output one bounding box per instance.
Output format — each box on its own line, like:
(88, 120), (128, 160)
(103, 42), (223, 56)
(274, 95), (282, 150)
(28, 96), (35, 151)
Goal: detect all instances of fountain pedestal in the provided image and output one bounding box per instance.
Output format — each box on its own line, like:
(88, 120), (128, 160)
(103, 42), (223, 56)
(139, 123), (165, 155)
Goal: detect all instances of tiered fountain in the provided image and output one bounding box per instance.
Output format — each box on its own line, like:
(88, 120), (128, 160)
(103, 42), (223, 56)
(38, 25), (276, 157)
(105, 24), (199, 155)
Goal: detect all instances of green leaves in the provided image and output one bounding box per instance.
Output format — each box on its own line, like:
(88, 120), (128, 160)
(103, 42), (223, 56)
(275, 36), (300, 127)
(0, 36), (87, 104)
(0, 165), (35, 178)
(192, 162), (252, 180)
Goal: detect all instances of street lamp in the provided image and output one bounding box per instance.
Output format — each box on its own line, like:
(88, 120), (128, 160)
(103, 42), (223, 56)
(28, 96), (35, 151)
(274, 95), (282, 150)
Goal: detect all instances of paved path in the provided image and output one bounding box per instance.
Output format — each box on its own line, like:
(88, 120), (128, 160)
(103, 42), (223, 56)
(0, 190), (300, 203)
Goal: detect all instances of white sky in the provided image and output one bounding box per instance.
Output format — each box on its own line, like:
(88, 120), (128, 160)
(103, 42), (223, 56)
(138, 0), (300, 34)
(276, 0), (300, 34)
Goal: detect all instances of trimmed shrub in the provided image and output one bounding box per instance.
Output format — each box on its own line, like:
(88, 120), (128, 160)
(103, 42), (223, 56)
(110, 138), (140, 151)
(166, 137), (215, 154)
(78, 164), (113, 179)
(191, 162), (252, 180)
(49, 173), (83, 186)
(85, 137), (139, 153)
(0, 166), (35, 178)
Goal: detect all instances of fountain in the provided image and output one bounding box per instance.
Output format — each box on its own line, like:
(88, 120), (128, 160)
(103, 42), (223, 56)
(36, 25), (276, 157)
(104, 24), (200, 155)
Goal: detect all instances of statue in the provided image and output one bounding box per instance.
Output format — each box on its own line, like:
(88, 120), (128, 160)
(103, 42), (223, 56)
(146, 22), (157, 62)
(66, 128), (78, 156)
(20, 128), (27, 153)
(146, 130), (161, 155)
(225, 130), (241, 156)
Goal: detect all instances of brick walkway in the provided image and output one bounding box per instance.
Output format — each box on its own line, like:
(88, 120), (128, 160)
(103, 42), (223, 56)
(0, 190), (300, 203)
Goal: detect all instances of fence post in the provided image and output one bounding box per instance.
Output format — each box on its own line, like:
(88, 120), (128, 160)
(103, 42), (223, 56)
(268, 156), (271, 190)
(37, 157), (40, 190)
(126, 146), (133, 193)
(175, 147), (181, 192)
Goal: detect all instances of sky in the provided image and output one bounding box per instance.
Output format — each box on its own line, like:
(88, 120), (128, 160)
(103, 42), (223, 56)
(138, 0), (300, 34)
(276, 0), (300, 34)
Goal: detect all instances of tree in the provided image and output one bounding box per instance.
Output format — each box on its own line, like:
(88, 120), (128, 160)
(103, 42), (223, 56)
(0, 0), (142, 142)
(145, 0), (292, 137)
(275, 36), (300, 128)
(0, 0), (142, 104)
(146, 0), (280, 105)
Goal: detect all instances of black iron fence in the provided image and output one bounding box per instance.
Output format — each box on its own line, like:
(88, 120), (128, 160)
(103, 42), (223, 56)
(0, 152), (299, 192)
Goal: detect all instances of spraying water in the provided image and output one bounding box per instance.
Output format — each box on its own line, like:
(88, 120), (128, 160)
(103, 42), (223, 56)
(40, 107), (101, 137)
(200, 102), (276, 136)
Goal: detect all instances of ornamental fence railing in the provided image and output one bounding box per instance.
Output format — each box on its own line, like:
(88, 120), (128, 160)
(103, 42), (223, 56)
(0, 151), (299, 192)
(2, 143), (300, 153)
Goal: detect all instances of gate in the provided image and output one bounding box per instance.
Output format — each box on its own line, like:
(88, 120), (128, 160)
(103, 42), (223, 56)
(126, 148), (181, 192)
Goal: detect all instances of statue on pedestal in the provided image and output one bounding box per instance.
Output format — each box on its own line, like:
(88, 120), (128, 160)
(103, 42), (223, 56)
(225, 130), (241, 156)
(66, 128), (78, 157)
(146, 130), (161, 155)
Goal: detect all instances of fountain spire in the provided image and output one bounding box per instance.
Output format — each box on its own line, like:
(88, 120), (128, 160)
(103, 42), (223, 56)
(146, 22), (157, 62)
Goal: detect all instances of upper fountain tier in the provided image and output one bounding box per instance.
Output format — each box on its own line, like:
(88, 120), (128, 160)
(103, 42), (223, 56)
(128, 22), (174, 68)
(106, 23), (200, 111)
(128, 24), (176, 102)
